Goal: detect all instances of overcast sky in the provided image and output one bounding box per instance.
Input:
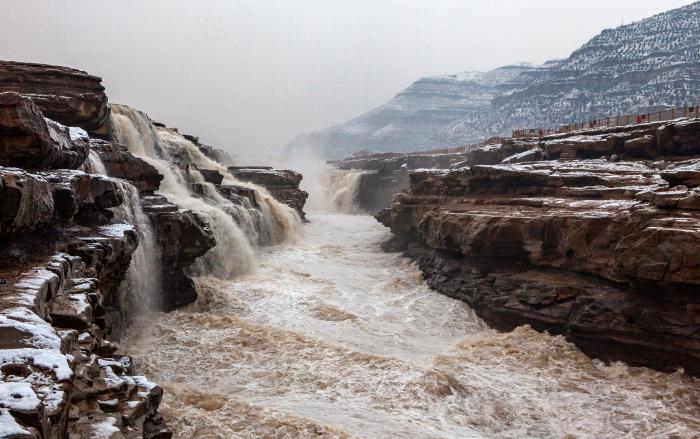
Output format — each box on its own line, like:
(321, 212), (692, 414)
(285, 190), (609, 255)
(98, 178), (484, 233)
(0, 0), (694, 156)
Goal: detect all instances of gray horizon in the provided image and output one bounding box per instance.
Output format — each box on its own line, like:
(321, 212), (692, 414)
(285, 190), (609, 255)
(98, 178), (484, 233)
(0, 0), (694, 160)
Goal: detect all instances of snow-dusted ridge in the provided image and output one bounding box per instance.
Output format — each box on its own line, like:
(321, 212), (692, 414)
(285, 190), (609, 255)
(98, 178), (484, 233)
(287, 1), (700, 158)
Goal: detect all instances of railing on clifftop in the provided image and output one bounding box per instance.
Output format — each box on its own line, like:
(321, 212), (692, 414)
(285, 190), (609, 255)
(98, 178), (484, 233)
(512, 104), (699, 138)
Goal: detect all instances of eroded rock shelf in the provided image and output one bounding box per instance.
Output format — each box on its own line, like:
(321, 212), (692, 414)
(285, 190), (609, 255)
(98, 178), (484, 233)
(0, 60), (308, 437)
(370, 119), (700, 375)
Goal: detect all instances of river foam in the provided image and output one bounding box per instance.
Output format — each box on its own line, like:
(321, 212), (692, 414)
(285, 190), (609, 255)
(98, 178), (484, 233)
(124, 213), (700, 439)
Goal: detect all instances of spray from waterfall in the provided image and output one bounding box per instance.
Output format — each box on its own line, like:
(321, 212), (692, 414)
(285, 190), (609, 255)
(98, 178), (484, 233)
(109, 104), (301, 279)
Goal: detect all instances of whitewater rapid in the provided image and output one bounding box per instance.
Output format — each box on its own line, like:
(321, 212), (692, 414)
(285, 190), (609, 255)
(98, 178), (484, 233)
(124, 212), (699, 439)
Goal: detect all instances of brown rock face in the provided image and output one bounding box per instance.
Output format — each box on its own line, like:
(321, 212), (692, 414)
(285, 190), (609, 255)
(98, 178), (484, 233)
(90, 139), (163, 193)
(229, 168), (308, 219)
(0, 92), (89, 169)
(0, 167), (129, 236)
(377, 119), (700, 375)
(141, 195), (215, 310)
(334, 151), (474, 213)
(0, 61), (110, 134)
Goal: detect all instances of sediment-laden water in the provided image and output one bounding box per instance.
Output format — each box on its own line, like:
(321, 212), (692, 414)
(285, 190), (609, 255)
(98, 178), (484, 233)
(125, 212), (700, 439)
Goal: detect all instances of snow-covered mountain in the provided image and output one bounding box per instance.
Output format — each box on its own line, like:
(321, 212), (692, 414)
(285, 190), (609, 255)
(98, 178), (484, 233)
(287, 1), (700, 158)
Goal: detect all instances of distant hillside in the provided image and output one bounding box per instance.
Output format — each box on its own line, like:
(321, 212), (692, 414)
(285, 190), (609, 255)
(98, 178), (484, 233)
(287, 1), (700, 158)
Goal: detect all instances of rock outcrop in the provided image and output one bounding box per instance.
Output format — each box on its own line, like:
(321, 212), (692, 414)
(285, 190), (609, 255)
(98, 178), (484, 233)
(377, 118), (700, 375)
(90, 139), (164, 194)
(0, 92), (89, 170)
(0, 62), (174, 436)
(0, 61), (110, 134)
(0, 59), (309, 436)
(332, 151), (466, 213)
(141, 195), (215, 310)
(229, 167), (309, 220)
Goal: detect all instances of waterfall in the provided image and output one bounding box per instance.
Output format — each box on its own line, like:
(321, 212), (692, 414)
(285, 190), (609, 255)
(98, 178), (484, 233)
(325, 170), (368, 213)
(112, 181), (163, 312)
(82, 150), (163, 314)
(80, 150), (108, 175)
(109, 104), (301, 279)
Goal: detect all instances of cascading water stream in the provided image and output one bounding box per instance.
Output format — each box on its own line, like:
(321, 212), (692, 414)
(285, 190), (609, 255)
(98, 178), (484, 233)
(112, 181), (163, 311)
(109, 108), (699, 439)
(83, 151), (163, 314)
(109, 104), (301, 278)
(325, 170), (368, 213)
(80, 150), (108, 175)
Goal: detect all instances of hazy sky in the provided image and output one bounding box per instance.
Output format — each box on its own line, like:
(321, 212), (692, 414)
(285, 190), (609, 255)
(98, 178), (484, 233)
(0, 0), (694, 157)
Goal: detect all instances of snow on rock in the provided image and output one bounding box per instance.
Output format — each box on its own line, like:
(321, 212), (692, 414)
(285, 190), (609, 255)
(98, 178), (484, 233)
(0, 382), (41, 412)
(0, 348), (72, 381)
(0, 409), (31, 436)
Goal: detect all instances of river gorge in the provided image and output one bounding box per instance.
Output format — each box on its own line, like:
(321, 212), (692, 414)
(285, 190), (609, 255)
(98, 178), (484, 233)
(0, 61), (699, 439)
(125, 207), (700, 439)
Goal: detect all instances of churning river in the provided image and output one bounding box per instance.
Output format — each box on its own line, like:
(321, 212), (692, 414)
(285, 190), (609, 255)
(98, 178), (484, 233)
(125, 211), (699, 439)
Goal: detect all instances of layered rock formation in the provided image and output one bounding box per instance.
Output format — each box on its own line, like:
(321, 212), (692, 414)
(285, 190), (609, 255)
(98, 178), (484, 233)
(0, 92), (89, 170)
(90, 140), (163, 194)
(141, 195), (214, 310)
(229, 167), (309, 220)
(0, 80), (175, 435)
(332, 151), (466, 213)
(0, 61), (110, 135)
(0, 58), (308, 437)
(0, 59), (307, 437)
(377, 118), (700, 375)
(0, 165), (169, 437)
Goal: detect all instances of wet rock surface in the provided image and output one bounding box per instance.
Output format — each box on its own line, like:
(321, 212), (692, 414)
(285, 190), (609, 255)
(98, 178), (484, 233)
(0, 60), (310, 437)
(0, 61), (110, 134)
(90, 140), (163, 194)
(376, 119), (700, 375)
(229, 168), (309, 219)
(0, 92), (89, 170)
(0, 235), (168, 437)
(141, 195), (215, 310)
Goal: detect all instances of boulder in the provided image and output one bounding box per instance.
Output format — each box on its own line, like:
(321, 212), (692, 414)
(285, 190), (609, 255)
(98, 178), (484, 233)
(0, 61), (110, 134)
(89, 140), (163, 193)
(0, 92), (89, 169)
(656, 119), (700, 156)
(141, 195), (215, 310)
(229, 168), (308, 219)
(197, 168), (224, 185)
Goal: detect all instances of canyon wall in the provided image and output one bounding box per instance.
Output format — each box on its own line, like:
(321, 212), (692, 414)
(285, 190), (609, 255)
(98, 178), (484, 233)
(376, 118), (700, 375)
(331, 152), (465, 213)
(0, 61), (307, 437)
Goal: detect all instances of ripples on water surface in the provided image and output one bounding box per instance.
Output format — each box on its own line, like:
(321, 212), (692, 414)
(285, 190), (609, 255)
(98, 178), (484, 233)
(125, 213), (700, 439)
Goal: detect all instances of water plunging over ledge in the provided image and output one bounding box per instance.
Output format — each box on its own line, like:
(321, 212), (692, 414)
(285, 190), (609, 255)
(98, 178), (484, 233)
(123, 212), (700, 439)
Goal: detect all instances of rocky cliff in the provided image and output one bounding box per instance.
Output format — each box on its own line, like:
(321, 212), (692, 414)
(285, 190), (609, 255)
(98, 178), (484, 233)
(288, 2), (700, 157)
(377, 118), (700, 375)
(228, 167), (309, 220)
(332, 151), (467, 213)
(0, 61), (110, 135)
(0, 61), (307, 437)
